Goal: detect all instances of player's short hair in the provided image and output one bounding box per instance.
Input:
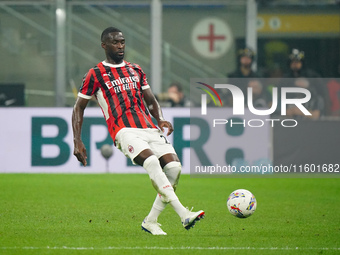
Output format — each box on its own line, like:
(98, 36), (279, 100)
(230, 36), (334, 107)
(101, 27), (122, 42)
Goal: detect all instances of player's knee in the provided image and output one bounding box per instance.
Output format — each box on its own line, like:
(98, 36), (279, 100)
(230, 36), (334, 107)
(163, 161), (182, 190)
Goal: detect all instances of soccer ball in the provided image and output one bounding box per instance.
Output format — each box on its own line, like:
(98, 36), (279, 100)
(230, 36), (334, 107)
(227, 189), (257, 218)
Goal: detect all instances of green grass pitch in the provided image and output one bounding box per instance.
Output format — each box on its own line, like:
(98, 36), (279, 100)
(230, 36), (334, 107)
(0, 174), (339, 255)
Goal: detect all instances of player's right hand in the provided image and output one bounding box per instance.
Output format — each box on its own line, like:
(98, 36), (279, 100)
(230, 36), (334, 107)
(73, 140), (88, 166)
(158, 119), (174, 136)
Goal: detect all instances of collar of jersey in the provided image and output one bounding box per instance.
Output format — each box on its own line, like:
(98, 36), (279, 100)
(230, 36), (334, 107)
(102, 60), (125, 68)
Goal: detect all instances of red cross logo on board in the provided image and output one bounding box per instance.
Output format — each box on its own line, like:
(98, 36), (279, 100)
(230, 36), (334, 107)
(197, 24), (226, 52)
(191, 18), (233, 59)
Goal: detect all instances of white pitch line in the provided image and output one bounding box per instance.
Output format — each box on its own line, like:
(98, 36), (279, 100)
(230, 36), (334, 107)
(0, 246), (339, 251)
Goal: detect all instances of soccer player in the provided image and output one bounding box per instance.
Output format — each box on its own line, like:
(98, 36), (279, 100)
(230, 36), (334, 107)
(72, 27), (205, 235)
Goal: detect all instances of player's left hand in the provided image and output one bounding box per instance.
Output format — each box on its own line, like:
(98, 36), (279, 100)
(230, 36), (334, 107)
(158, 120), (174, 136)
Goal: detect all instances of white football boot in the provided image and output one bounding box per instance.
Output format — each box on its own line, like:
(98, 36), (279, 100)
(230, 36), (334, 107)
(181, 208), (205, 230)
(141, 218), (167, 235)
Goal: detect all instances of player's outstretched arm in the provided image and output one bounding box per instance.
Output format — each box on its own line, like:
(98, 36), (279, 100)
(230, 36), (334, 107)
(143, 88), (174, 136)
(72, 97), (89, 166)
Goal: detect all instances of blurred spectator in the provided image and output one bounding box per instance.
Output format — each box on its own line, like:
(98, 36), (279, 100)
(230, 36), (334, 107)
(228, 47), (259, 79)
(285, 78), (324, 120)
(226, 47), (259, 106)
(283, 49), (320, 78)
(283, 48), (330, 115)
(247, 79), (272, 108)
(157, 82), (191, 107)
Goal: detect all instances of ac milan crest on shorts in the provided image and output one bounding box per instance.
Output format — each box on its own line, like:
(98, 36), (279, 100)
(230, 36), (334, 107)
(115, 128), (177, 165)
(128, 145), (134, 153)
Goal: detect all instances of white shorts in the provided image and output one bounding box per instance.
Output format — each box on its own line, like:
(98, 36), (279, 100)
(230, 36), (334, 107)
(115, 128), (177, 164)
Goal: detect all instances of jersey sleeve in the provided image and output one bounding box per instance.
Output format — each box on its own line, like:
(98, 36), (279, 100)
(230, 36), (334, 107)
(140, 72), (150, 90)
(135, 64), (150, 91)
(78, 69), (98, 99)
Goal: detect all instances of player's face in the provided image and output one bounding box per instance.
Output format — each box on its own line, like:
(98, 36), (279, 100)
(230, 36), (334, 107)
(102, 32), (125, 64)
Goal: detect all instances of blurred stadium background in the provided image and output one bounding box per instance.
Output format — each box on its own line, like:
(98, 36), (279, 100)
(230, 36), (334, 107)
(0, 0), (339, 106)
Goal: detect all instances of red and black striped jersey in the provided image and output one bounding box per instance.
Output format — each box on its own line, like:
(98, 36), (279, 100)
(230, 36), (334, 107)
(78, 60), (157, 140)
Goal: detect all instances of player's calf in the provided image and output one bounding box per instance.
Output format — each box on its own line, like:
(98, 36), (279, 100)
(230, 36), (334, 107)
(163, 161), (181, 191)
(143, 155), (177, 202)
